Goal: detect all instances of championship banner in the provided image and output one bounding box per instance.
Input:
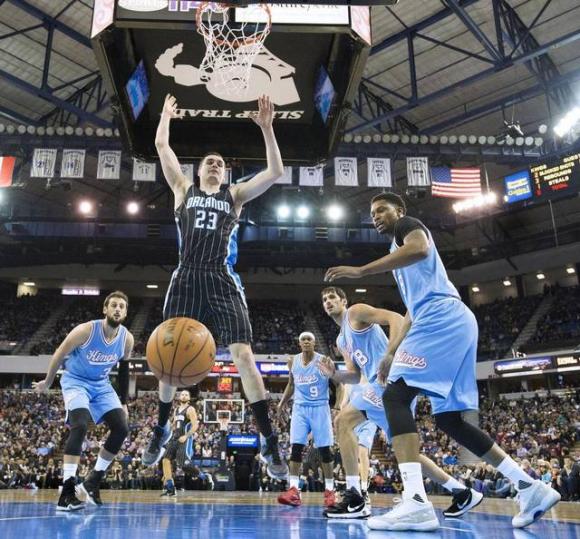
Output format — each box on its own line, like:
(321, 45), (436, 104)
(275, 166), (293, 185)
(406, 157), (430, 187)
(132, 158), (156, 182)
(180, 163), (194, 182)
(31, 149), (57, 178)
(97, 150), (122, 180)
(334, 157), (358, 186)
(299, 165), (324, 187)
(60, 149), (86, 178)
(367, 157), (392, 187)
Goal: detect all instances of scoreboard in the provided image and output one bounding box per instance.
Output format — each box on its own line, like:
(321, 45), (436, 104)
(529, 152), (580, 201)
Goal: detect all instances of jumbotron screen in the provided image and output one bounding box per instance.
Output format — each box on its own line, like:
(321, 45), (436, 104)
(529, 152), (580, 201)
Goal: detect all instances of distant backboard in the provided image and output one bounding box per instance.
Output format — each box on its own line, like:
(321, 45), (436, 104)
(91, 1), (371, 163)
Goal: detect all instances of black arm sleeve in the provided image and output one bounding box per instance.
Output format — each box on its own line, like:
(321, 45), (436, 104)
(117, 360), (129, 405)
(394, 216), (430, 246)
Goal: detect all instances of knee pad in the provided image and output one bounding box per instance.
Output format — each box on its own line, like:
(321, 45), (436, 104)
(64, 409), (91, 456)
(435, 411), (494, 457)
(290, 444), (305, 463)
(318, 446), (333, 464)
(382, 380), (419, 437)
(102, 408), (130, 455)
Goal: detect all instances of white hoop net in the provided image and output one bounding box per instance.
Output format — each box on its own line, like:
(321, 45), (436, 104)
(216, 410), (231, 432)
(196, 3), (271, 97)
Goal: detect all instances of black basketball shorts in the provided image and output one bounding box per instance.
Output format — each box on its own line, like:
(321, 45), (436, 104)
(164, 438), (188, 467)
(163, 266), (253, 346)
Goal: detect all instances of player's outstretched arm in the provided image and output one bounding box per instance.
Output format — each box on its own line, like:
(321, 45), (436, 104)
(155, 94), (190, 204)
(32, 322), (92, 393)
(231, 95), (284, 206)
(320, 354), (361, 385)
(348, 304), (404, 337)
(324, 229), (430, 282)
(377, 311), (412, 385)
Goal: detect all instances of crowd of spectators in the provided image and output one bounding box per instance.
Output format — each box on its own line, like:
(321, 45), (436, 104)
(528, 285), (580, 351)
(472, 295), (542, 361)
(1, 388), (577, 501)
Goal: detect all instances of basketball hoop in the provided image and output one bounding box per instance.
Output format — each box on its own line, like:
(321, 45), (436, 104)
(196, 2), (271, 96)
(216, 410), (231, 432)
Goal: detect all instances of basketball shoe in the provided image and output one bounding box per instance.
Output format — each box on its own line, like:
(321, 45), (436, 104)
(278, 486), (301, 506)
(78, 470), (104, 506)
(512, 480), (561, 528)
(443, 488), (483, 518)
(259, 434), (289, 481)
(324, 487), (370, 519)
(367, 496), (439, 531)
(142, 422), (172, 466)
(161, 479), (176, 497)
(57, 477), (85, 512)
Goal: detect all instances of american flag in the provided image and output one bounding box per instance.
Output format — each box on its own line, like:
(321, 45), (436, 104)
(431, 166), (482, 199)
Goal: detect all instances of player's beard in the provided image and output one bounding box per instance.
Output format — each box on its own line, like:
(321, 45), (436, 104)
(106, 314), (124, 328)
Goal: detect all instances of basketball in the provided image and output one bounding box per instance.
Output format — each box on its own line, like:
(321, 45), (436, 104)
(146, 317), (216, 386)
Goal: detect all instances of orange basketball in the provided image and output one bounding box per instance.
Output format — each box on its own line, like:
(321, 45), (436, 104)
(146, 317), (216, 386)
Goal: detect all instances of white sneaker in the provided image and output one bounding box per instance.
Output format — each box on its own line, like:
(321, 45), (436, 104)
(367, 496), (440, 531)
(512, 480), (561, 528)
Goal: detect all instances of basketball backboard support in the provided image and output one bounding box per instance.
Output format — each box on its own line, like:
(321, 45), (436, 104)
(91, 1), (374, 164)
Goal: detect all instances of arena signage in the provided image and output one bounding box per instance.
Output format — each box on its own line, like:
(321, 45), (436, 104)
(494, 353), (580, 376)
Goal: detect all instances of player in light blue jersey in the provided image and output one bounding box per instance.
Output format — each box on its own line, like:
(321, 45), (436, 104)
(276, 332), (337, 509)
(33, 291), (134, 512)
(325, 193), (560, 531)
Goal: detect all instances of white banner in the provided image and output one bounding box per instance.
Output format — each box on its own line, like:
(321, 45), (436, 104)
(334, 157), (358, 186)
(97, 150), (122, 180)
(275, 166), (293, 185)
(407, 157), (430, 187)
(60, 149), (86, 178)
(299, 165), (324, 187)
(367, 158), (392, 188)
(180, 163), (194, 182)
(133, 158), (156, 182)
(31, 148), (57, 178)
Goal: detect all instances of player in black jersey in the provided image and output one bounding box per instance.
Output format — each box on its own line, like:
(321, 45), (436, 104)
(143, 94), (288, 480)
(161, 390), (199, 496)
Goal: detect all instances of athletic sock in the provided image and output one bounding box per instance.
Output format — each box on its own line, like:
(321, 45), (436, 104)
(346, 475), (361, 494)
(497, 457), (533, 491)
(94, 456), (113, 472)
(325, 478), (334, 491)
(63, 463), (78, 482)
(158, 400), (173, 428)
(289, 476), (299, 489)
(250, 400), (273, 438)
(399, 462), (428, 503)
(442, 477), (467, 495)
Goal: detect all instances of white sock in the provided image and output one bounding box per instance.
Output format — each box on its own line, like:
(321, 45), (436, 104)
(94, 455), (113, 472)
(63, 463), (78, 482)
(442, 477), (466, 494)
(289, 475), (299, 489)
(399, 462), (428, 503)
(497, 457), (534, 491)
(346, 475), (361, 494)
(325, 478), (334, 491)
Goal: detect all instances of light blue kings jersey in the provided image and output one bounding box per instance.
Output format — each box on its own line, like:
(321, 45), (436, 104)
(63, 320), (128, 382)
(336, 310), (389, 383)
(292, 352), (329, 406)
(390, 218), (460, 319)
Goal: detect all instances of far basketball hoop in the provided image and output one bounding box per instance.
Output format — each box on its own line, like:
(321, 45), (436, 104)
(216, 410), (231, 432)
(196, 2), (271, 97)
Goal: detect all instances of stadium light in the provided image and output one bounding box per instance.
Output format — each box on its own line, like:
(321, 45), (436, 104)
(453, 192), (497, 214)
(326, 204), (344, 221)
(126, 201), (140, 215)
(503, 279), (512, 287)
(536, 272), (545, 280)
(343, 133), (353, 143)
(296, 205), (310, 219)
(355, 288), (367, 293)
(23, 281), (36, 286)
(146, 284), (158, 289)
(554, 107), (580, 137)
(277, 204), (291, 219)
(566, 266), (576, 274)
(78, 200), (94, 215)
(471, 285), (480, 293)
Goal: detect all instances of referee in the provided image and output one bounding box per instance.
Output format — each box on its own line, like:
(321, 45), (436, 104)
(143, 94), (288, 481)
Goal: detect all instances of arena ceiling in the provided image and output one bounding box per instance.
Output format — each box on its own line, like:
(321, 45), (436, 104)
(0, 0), (580, 268)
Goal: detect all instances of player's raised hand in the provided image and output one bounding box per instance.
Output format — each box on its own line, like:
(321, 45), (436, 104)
(162, 94), (184, 120)
(318, 356), (336, 378)
(324, 265), (363, 282)
(250, 95), (274, 129)
(32, 379), (50, 393)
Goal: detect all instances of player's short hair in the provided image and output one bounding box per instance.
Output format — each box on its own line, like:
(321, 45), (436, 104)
(104, 290), (129, 309)
(321, 286), (348, 303)
(371, 192), (406, 214)
(199, 152), (225, 167)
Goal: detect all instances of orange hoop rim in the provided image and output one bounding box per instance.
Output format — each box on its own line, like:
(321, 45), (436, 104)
(196, 2), (272, 49)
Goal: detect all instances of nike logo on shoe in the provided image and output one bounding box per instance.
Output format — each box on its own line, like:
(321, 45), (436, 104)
(347, 504), (364, 513)
(457, 497), (470, 510)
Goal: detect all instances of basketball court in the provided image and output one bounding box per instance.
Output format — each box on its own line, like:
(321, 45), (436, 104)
(1, 491), (578, 538)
